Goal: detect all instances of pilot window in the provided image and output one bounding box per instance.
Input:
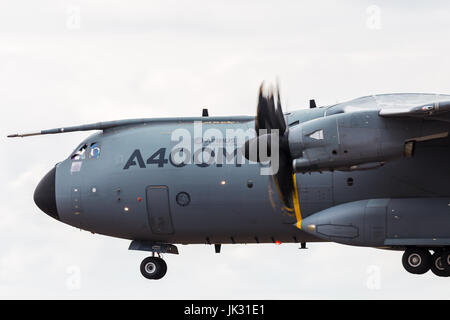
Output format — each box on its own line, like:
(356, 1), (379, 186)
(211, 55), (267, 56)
(71, 144), (87, 160)
(89, 142), (101, 159)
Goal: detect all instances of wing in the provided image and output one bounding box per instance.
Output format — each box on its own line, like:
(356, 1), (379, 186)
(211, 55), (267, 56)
(379, 101), (450, 122)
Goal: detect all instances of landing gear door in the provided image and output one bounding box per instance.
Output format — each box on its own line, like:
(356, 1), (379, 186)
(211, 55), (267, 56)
(146, 186), (174, 235)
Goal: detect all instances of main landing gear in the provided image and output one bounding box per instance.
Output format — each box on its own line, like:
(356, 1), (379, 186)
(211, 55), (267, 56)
(140, 254), (167, 280)
(402, 248), (450, 277)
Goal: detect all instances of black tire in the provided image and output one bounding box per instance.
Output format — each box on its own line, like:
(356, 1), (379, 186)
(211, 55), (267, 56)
(430, 251), (450, 277)
(155, 258), (167, 280)
(441, 250), (450, 269)
(140, 257), (167, 280)
(402, 248), (431, 275)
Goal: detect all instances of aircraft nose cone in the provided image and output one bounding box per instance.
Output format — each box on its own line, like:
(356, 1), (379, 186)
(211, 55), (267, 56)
(34, 167), (59, 220)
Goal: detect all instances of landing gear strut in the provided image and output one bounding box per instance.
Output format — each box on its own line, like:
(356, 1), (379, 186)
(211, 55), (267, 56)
(140, 255), (167, 280)
(402, 248), (450, 277)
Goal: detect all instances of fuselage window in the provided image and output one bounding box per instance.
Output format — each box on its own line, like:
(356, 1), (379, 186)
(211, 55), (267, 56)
(89, 142), (101, 159)
(71, 144), (87, 160)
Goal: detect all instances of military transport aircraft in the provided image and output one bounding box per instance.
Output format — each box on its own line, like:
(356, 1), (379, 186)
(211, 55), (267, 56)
(8, 83), (450, 279)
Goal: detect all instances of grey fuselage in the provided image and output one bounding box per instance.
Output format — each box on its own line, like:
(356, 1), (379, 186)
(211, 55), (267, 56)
(51, 94), (450, 246)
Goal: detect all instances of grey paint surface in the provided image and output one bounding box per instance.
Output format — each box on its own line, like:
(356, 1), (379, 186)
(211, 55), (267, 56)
(48, 93), (450, 250)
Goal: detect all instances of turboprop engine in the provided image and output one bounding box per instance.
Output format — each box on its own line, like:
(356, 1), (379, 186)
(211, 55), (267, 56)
(244, 85), (450, 211)
(288, 109), (448, 173)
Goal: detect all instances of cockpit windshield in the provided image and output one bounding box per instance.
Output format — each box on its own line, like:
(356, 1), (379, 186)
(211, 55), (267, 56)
(71, 144), (87, 160)
(89, 142), (101, 159)
(70, 142), (101, 160)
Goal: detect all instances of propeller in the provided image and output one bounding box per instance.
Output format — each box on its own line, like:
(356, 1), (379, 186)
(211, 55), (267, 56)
(244, 83), (295, 209)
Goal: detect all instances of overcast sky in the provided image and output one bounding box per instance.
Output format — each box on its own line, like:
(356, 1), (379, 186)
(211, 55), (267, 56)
(2, 0), (450, 299)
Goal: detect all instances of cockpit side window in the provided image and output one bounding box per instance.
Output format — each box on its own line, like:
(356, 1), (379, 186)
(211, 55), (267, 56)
(71, 144), (87, 160)
(89, 142), (101, 159)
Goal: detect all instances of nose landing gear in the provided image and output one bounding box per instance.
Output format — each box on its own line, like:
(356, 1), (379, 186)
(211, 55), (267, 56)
(128, 240), (179, 280)
(140, 255), (167, 280)
(402, 248), (450, 277)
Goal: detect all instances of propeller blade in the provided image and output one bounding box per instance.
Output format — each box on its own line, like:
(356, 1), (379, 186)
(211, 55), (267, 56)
(275, 85), (287, 135)
(266, 91), (278, 131)
(256, 83), (287, 135)
(255, 84), (267, 132)
(250, 82), (295, 209)
(243, 134), (272, 163)
(273, 149), (294, 208)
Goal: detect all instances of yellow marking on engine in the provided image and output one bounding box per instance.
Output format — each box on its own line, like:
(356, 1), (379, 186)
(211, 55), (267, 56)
(292, 173), (302, 229)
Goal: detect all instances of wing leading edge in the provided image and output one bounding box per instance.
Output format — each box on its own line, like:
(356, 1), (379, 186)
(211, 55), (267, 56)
(379, 101), (450, 122)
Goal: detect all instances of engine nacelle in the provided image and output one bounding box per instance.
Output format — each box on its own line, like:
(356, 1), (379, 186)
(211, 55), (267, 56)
(288, 110), (431, 172)
(300, 198), (450, 248)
